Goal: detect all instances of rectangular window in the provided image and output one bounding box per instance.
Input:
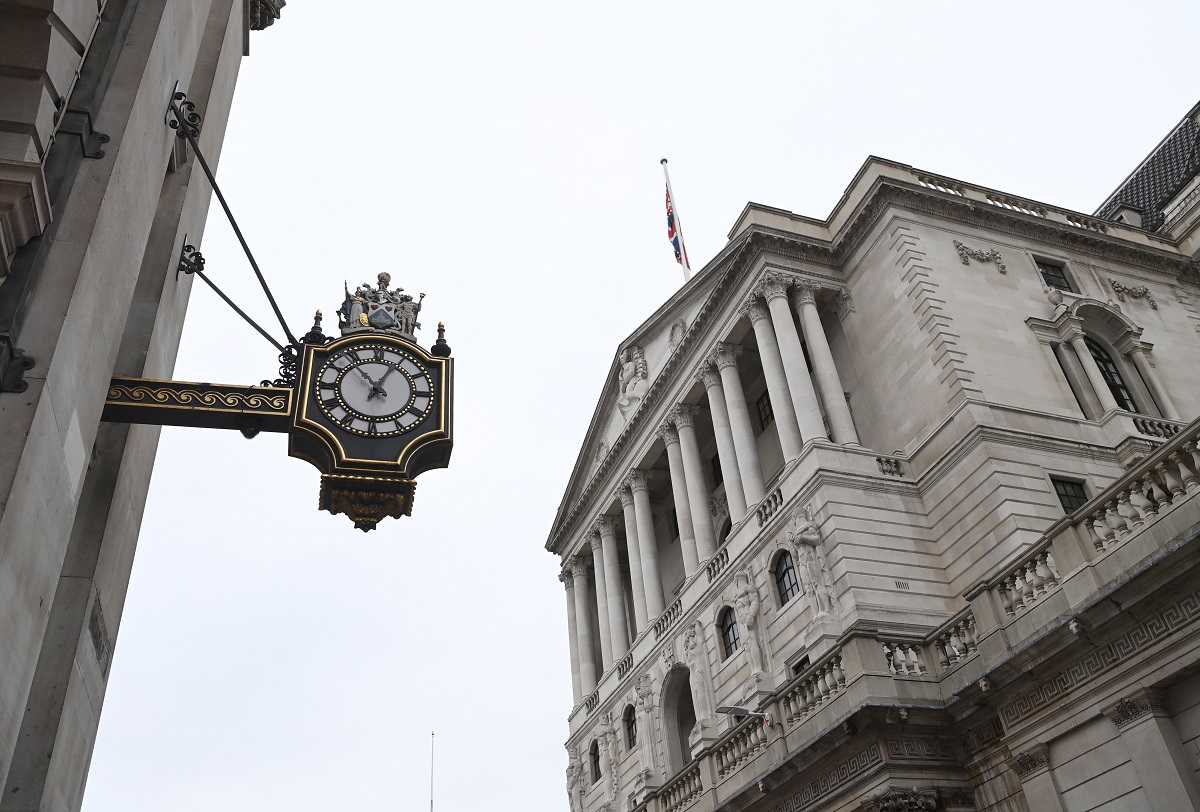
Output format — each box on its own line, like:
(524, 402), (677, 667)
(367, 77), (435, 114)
(710, 453), (723, 486)
(756, 391), (775, 430)
(1036, 260), (1073, 292)
(1051, 477), (1089, 513)
(790, 655), (811, 676)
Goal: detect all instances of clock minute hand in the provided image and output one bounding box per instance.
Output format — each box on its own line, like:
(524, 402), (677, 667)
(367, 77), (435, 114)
(368, 365), (396, 400)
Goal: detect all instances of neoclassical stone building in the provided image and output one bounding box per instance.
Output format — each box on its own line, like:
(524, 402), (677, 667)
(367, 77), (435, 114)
(0, 2), (284, 810)
(548, 101), (1200, 812)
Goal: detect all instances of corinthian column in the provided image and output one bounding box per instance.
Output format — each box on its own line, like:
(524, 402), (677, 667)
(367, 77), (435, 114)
(759, 274), (826, 443)
(741, 293), (804, 460)
(791, 279), (858, 444)
(560, 569), (582, 701)
(712, 343), (766, 504)
(696, 364), (747, 520)
(658, 423), (700, 577)
(589, 533), (614, 669)
(569, 557), (597, 692)
(629, 469), (665, 617)
(618, 487), (648, 632)
(672, 404), (718, 562)
(596, 516), (629, 660)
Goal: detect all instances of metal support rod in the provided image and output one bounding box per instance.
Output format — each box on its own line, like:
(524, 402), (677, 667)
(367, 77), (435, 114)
(167, 93), (298, 346)
(191, 270), (285, 352)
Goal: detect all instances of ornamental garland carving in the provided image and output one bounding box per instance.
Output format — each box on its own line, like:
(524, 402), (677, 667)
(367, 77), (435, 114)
(864, 787), (939, 812)
(617, 345), (649, 418)
(1108, 278), (1158, 308)
(953, 239), (1006, 273)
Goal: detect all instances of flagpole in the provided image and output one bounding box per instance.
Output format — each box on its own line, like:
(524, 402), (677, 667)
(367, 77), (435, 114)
(661, 158), (692, 282)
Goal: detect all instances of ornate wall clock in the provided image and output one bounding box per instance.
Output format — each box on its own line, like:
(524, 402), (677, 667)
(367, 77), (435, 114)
(102, 272), (454, 531)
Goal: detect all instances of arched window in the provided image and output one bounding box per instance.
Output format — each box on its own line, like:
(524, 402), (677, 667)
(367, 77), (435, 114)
(590, 740), (601, 783)
(1085, 337), (1137, 412)
(775, 551), (800, 605)
(718, 516), (732, 545)
(719, 607), (740, 659)
(624, 704), (637, 749)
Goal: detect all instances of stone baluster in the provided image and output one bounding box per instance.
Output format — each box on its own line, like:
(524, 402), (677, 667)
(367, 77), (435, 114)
(671, 404), (718, 563)
(628, 469), (665, 618)
(696, 364), (747, 520)
(741, 293), (804, 460)
(659, 423), (700, 577)
(711, 343), (767, 504)
(1090, 507), (1116, 551)
(569, 557), (598, 693)
(596, 516), (630, 660)
(618, 487), (648, 633)
(1173, 450), (1198, 492)
(1157, 460), (1184, 500)
(790, 278), (859, 444)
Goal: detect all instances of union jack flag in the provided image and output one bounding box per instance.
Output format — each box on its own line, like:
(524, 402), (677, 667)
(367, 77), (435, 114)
(666, 187), (690, 270)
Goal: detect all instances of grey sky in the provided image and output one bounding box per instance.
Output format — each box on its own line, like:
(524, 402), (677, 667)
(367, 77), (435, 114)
(81, 2), (1198, 810)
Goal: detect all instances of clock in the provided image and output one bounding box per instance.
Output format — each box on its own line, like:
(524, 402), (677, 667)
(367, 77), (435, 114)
(315, 342), (434, 437)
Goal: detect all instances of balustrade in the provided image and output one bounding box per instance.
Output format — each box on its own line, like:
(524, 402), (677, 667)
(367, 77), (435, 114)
(930, 611), (977, 671)
(659, 762), (703, 812)
(995, 548), (1060, 618)
(985, 193), (1046, 217)
(780, 651), (846, 725)
(584, 689), (599, 715)
(917, 175), (965, 196)
(1064, 213), (1109, 233)
(882, 641), (927, 676)
(616, 652), (634, 679)
(715, 717), (769, 779)
(1083, 438), (1200, 551)
(653, 598), (683, 640)
(756, 488), (783, 527)
(1134, 416), (1182, 438)
(705, 547), (729, 582)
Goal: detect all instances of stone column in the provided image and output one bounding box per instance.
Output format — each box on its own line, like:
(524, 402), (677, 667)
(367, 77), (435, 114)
(1052, 341), (1102, 419)
(759, 275), (826, 443)
(741, 294), (804, 461)
(659, 424), (700, 577)
(712, 343), (767, 504)
(696, 364), (747, 520)
(1103, 688), (1200, 811)
(1128, 345), (1181, 420)
(569, 557), (598, 693)
(589, 533), (614, 670)
(596, 516), (629, 660)
(618, 487), (648, 633)
(560, 570), (583, 702)
(1009, 744), (1067, 812)
(629, 469), (665, 618)
(791, 279), (859, 444)
(1067, 328), (1121, 413)
(672, 405), (718, 562)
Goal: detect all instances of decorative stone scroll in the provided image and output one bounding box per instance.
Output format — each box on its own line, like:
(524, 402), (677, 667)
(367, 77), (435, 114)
(1109, 279), (1158, 309)
(953, 239), (1006, 273)
(617, 345), (649, 418)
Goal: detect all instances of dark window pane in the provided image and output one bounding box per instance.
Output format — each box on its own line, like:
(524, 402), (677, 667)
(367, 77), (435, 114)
(775, 552), (800, 604)
(720, 608), (740, 658)
(590, 741), (601, 783)
(1036, 260), (1073, 292)
(1085, 337), (1137, 412)
(624, 706), (637, 748)
(756, 392), (775, 430)
(1052, 478), (1089, 513)
(711, 453), (723, 486)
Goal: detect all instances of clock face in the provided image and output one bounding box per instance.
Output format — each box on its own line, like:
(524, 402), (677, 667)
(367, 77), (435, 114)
(315, 343), (434, 437)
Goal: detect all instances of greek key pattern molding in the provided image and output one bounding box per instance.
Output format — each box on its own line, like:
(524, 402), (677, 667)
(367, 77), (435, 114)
(764, 742), (883, 812)
(1000, 587), (1200, 727)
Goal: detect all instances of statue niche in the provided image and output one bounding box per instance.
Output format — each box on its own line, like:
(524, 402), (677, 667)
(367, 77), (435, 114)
(785, 505), (839, 617)
(617, 345), (649, 418)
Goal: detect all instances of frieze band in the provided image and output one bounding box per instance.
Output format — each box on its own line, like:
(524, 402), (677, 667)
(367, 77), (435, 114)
(102, 377), (293, 433)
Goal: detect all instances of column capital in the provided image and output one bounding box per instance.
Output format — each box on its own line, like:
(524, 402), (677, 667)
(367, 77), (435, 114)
(711, 342), (743, 371)
(670, 403), (700, 429)
(618, 487), (635, 507)
(587, 532), (604, 554)
(594, 514), (618, 539)
(758, 272), (793, 303)
(739, 295), (771, 322)
(657, 422), (681, 447)
(627, 468), (652, 493)
(790, 278), (822, 306)
(1103, 688), (1168, 729)
(559, 569), (575, 588)
(696, 363), (722, 390)
(567, 556), (590, 578)
(1009, 743), (1051, 780)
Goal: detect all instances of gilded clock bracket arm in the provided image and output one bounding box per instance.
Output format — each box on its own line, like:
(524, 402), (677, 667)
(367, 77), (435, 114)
(101, 376), (293, 435)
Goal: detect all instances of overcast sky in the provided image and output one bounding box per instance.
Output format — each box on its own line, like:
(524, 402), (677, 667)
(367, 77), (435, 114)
(81, 2), (1199, 810)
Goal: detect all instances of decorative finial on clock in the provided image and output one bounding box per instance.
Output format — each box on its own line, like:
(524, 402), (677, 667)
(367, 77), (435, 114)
(301, 309), (326, 345)
(431, 321), (451, 357)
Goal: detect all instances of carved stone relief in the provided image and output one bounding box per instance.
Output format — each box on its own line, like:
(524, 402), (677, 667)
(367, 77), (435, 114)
(617, 345), (649, 418)
(953, 239), (1006, 273)
(668, 318), (688, 349)
(634, 674), (660, 775)
(863, 786), (940, 811)
(565, 746), (583, 812)
(1109, 278), (1158, 308)
(681, 621), (717, 745)
(785, 505), (839, 616)
(730, 569), (769, 677)
(597, 711), (619, 806)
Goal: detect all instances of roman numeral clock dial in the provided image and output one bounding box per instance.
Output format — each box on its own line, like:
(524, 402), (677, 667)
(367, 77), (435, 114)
(288, 272), (454, 531)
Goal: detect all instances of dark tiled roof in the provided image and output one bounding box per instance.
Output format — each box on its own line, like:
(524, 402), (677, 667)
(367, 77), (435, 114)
(1095, 103), (1200, 232)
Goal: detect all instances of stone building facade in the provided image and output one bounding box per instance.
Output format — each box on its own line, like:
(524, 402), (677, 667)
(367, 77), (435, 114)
(0, 2), (284, 809)
(547, 102), (1200, 812)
